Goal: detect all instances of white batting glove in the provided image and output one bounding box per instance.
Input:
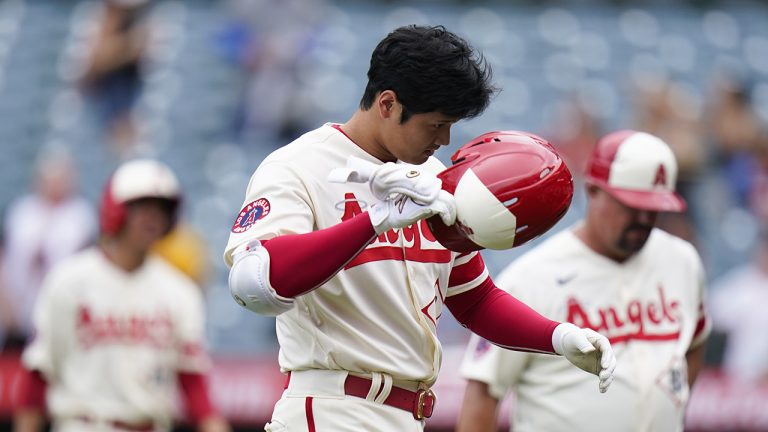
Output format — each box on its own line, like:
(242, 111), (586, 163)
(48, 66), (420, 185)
(328, 156), (441, 204)
(552, 323), (617, 393)
(369, 190), (456, 234)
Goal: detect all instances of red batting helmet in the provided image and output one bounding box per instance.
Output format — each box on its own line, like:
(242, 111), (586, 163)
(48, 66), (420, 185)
(585, 130), (686, 212)
(100, 159), (181, 235)
(426, 131), (574, 252)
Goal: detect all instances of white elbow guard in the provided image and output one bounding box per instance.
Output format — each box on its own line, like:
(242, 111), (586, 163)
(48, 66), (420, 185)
(228, 241), (295, 316)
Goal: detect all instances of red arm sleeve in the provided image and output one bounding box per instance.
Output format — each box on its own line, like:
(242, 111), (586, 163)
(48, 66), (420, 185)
(17, 368), (47, 410)
(178, 372), (217, 423)
(261, 212), (376, 298)
(445, 277), (559, 354)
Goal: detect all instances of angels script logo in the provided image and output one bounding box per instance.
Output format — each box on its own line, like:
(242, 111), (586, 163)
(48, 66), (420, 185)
(566, 285), (681, 344)
(340, 192), (451, 268)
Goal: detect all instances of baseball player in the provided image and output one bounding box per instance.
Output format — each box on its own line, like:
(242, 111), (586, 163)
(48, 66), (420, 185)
(457, 130), (711, 432)
(14, 159), (230, 432)
(224, 25), (616, 431)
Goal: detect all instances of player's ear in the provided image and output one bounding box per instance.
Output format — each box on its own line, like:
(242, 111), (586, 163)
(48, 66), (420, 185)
(377, 90), (398, 120)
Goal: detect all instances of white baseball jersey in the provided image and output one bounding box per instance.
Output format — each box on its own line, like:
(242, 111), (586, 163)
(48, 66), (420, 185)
(709, 263), (768, 383)
(460, 227), (710, 432)
(1, 194), (95, 338)
(225, 123), (488, 386)
(23, 247), (210, 428)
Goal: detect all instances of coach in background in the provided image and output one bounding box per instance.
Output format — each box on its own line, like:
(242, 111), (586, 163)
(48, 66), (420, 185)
(457, 130), (710, 432)
(13, 159), (229, 432)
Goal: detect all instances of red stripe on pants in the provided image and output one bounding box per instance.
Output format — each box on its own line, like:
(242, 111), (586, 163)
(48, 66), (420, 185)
(306, 397), (316, 432)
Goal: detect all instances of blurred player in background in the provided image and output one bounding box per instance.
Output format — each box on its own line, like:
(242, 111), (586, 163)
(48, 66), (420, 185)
(224, 25), (615, 431)
(709, 230), (768, 385)
(457, 130), (710, 432)
(0, 146), (95, 351)
(0, 241), (15, 347)
(14, 159), (229, 432)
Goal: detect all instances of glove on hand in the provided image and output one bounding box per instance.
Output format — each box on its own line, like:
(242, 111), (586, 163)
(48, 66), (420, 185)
(328, 156), (441, 204)
(552, 322), (617, 393)
(369, 191), (456, 234)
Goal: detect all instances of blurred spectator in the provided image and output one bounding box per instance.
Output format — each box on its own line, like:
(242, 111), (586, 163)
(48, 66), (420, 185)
(79, 0), (151, 157)
(152, 222), (212, 288)
(634, 76), (706, 205)
(0, 241), (16, 347)
(633, 77), (705, 245)
(544, 96), (603, 181)
(706, 73), (765, 207)
(747, 161), (768, 217)
(708, 230), (768, 384)
(0, 147), (96, 352)
(219, 0), (330, 144)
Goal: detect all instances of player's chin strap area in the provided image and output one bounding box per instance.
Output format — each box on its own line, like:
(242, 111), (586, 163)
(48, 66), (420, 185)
(229, 240), (295, 316)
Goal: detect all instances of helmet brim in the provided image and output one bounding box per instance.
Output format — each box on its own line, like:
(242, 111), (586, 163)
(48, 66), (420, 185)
(591, 180), (687, 212)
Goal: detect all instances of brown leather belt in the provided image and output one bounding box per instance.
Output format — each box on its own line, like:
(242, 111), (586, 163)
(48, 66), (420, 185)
(286, 372), (436, 420)
(76, 415), (155, 431)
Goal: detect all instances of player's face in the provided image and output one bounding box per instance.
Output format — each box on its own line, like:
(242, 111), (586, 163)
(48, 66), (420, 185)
(383, 105), (458, 164)
(590, 187), (658, 261)
(122, 198), (174, 250)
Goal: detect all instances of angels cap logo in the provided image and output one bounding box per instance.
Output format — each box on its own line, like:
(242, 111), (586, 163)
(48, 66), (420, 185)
(232, 198), (271, 233)
(653, 164), (667, 187)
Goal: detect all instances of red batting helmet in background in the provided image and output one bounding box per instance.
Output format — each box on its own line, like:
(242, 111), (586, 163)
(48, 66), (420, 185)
(427, 131), (574, 252)
(100, 159), (181, 235)
(585, 130), (686, 212)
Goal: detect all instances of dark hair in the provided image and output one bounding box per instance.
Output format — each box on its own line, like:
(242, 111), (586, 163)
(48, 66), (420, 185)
(360, 25), (497, 123)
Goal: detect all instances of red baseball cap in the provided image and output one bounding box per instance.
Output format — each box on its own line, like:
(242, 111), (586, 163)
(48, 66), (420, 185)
(585, 130), (686, 212)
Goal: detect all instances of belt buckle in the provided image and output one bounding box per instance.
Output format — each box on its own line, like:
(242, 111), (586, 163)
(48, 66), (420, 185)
(413, 388), (436, 420)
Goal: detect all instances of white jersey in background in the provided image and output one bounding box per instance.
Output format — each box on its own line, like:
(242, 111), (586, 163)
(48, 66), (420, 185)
(460, 227), (710, 432)
(709, 264), (768, 383)
(1, 194), (95, 339)
(23, 247), (210, 430)
(224, 123), (488, 386)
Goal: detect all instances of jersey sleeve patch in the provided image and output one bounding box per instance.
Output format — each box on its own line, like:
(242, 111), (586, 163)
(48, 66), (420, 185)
(231, 198), (271, 233)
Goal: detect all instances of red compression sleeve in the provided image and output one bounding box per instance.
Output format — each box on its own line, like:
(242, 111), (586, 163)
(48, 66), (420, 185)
(178, 372), (217, 423)
(262, 212), (376, 298)
(17, 369), (47, 410)
(445, 278), (559, 354)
